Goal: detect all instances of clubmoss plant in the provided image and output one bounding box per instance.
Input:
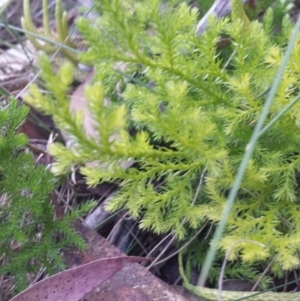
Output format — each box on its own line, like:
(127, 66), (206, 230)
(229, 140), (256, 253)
(24, 0), (300, 288)
(0, 99), (94, 293)
(21, 0), (79, 63)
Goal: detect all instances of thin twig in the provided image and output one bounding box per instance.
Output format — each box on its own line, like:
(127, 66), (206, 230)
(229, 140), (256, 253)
(251, 256), (277, 291)
(218, 239), (267, 301)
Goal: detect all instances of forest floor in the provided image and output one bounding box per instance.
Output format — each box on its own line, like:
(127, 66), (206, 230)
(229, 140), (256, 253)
(1, 0), (300, 301)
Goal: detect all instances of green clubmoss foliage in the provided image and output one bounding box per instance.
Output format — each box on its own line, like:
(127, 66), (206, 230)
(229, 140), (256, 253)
(25, 0), (300, 279)
(0, 99), (94, 293)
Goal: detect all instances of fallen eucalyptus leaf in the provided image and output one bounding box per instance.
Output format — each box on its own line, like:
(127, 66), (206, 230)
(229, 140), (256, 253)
(10, 256), (148, 301)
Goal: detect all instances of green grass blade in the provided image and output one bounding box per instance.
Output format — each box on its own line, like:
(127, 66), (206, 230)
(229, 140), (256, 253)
(197, 15), (300, 287)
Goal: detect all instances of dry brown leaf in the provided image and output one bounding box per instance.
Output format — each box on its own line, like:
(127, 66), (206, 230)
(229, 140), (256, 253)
(69, 70), (95, 139)
(63, 222), (189, 301)
(9, 256), (148, 301)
